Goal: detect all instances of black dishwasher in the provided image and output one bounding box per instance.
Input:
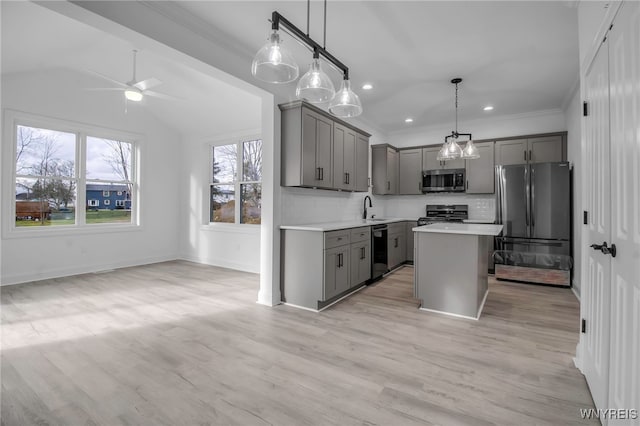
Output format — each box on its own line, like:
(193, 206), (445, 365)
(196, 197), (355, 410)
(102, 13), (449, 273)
(371, 224), (388, 281)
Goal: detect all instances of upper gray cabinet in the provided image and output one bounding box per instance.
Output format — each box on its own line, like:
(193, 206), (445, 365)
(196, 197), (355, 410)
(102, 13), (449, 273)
(372, 145), (399, 195)
(399, 148), (423, 195)
(280, 101), (370, 192)
(422, 146), (465, 170)
(495, 134), (565, 166)
(333, 123), (356, 191)
(465, 142), (495, 194)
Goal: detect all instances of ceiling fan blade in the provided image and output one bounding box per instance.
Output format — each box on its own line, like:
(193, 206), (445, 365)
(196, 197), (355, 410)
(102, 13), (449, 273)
(84, 88), (125, 92)
(134, 77), (162, 91)
(83, 69), (128, 88)
(144, 90), (182, 101)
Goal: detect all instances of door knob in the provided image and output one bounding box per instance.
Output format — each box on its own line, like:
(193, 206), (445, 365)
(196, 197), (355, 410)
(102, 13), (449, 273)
(590, 242), (617, 257)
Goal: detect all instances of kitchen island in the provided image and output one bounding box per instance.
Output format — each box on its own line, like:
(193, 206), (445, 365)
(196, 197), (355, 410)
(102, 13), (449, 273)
(413, 223), (503, 320)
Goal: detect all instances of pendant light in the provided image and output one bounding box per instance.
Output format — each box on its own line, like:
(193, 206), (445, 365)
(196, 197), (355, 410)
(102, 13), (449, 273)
(296, 53), (335, 103)
(252, 1), (362, 117)
(329, 78), (362, 117)
(437, 78), (479, 161)
(295, 1), (335, 104)
(251, 29), (299, 84)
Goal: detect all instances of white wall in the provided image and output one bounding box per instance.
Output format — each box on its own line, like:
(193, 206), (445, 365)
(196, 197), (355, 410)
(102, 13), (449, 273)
(1, 69), (181, 285)
(565, 87), (583, 297)
(179, 129), (262, 274)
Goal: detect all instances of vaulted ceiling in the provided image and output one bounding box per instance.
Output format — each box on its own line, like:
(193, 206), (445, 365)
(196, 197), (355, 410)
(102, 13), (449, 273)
(2, 1), (579, 137)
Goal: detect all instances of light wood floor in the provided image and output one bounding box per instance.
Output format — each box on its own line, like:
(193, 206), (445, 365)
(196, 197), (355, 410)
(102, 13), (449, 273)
(1, 261), (596, 425)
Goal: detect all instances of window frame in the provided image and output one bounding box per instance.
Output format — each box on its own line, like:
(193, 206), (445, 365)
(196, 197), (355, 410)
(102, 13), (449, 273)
(3, 110), (142, 238)
(208, 135), (262, 226)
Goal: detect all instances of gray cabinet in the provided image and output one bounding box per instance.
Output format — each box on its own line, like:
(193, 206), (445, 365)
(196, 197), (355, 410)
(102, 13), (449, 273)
(388, 222), (406, 269)
(372, 145), (399, 195)
(422, 146), (464, 170)
(495, 135), (565, 166)
(324, 245), (350, 300)
(350, 226), (371, 287)
(465, 142), (495, 194)
(406, 221), (417, 263)
(333, 123), (356, 191)
(355, 134), (369, 192)
(280, 101), (371, 191)
(399, 149), (423, 195)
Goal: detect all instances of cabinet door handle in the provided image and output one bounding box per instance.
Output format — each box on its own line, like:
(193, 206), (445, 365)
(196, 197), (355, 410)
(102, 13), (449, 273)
(387, 181), (390, 190)
(361, 246), (365, 260)
(529, 150), (532, 162)
(394, 237), (398, 248)
(336, 253), (340, 268)
(320, 167), (324, 180)
(524, 150), (527, 161)
(466, 180), (469, 190)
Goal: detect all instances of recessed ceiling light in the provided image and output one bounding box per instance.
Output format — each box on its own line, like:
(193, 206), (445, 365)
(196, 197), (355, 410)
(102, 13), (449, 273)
(483, 105), (494, 111)
(405, 118), (413, 123)
(362, 83), (373, 90)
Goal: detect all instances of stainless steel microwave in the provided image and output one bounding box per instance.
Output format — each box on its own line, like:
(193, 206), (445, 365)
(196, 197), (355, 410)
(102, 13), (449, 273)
(422, 168), (466, 192)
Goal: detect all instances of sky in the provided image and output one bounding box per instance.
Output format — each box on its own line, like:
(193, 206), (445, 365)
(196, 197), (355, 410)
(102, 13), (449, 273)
(16, 125), (131, 182)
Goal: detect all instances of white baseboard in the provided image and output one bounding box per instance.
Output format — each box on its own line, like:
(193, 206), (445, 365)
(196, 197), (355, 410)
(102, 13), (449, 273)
(179, 254), (260, 274)
(571, 285), (581, 301)
(1, 254), (178, 286)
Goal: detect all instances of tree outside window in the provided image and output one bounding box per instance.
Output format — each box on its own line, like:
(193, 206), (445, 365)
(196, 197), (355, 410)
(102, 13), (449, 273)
(210, 139), (262, 224)
(13, 119), (137, 229)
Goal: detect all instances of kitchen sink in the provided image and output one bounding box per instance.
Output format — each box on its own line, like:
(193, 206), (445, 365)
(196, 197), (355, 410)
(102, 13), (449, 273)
(367, 218), (389, 222)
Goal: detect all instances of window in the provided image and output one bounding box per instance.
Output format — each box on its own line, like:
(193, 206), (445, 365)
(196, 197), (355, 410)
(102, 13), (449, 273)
(115, 199), (125, 208)
(117, 191), (123, 196)
(10, 113), (137, 230)
(210, 138), (262, 224)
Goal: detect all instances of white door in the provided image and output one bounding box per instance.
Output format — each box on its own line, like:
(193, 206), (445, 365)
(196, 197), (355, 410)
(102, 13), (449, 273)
(582, 35), (612, 413)
(607, 3), (640, 423)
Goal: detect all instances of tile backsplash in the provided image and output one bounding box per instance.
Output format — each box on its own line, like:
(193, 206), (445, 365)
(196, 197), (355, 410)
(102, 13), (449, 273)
(281, 188), (496, 225)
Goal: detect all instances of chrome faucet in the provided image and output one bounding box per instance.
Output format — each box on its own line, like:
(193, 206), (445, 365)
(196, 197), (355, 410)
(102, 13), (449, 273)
(363, 195), (373, 219)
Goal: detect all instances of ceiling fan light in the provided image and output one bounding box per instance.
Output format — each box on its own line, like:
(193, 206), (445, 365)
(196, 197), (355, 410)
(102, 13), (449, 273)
(328, 79), (362, 118)
(462, 139), (480, 159)
(251, 30), (299, 84)
(124, 89), (143, 102)
(296, 58), (335, 103)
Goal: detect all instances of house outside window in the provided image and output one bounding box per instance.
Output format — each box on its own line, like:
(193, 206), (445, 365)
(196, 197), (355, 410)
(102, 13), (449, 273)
(210, 138), (262, 224)
(8, 112), (138, 231)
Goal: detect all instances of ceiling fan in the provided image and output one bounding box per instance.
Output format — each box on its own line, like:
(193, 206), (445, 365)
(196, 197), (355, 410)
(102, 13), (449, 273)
(86, 50), (177, 102)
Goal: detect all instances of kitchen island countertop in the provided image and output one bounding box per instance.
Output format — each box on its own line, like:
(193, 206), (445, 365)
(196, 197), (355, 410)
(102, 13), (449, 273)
(414, 222), (503, 236)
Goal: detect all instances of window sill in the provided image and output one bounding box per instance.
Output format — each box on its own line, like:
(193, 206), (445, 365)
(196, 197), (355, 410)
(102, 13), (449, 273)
(200, 223), (261, 235)
(3, 223), (142, 240)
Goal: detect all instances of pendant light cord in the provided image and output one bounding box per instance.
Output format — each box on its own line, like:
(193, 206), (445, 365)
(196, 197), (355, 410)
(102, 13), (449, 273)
(306, 0), (310, 36)
(454, 81), (459, 136)
(323, 0), (327, 49)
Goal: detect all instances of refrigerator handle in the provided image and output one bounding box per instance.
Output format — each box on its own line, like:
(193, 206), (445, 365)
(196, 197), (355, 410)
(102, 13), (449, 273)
(496, 166), (503, 225)
(525, 165), (530, 238)
(530, 166), (535, 233)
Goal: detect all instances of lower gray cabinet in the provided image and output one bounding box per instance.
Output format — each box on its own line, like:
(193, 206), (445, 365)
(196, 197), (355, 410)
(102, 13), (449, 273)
(282, 227), (370, 311)
(350, 242), (371, 287)
(324, 245), (350, 300)
(388, 232), (406, 270)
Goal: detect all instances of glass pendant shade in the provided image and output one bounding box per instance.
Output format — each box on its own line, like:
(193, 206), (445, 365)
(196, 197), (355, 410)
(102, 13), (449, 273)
(437, 139), (462, 160)
(462, 139), (480, 159)
(328, 79), (362, 117)
(251, 30), (299, 84)
(296, 58), (335, 103)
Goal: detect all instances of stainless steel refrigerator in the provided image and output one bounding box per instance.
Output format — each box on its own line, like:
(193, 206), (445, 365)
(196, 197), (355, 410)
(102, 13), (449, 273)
(495, 162), (571, 280)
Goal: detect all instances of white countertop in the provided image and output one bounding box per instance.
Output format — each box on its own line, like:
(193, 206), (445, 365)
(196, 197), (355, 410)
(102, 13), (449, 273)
(280, 218), (416, 232)
(462, 219), (495, 224)
(413, 222), (503, 236)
